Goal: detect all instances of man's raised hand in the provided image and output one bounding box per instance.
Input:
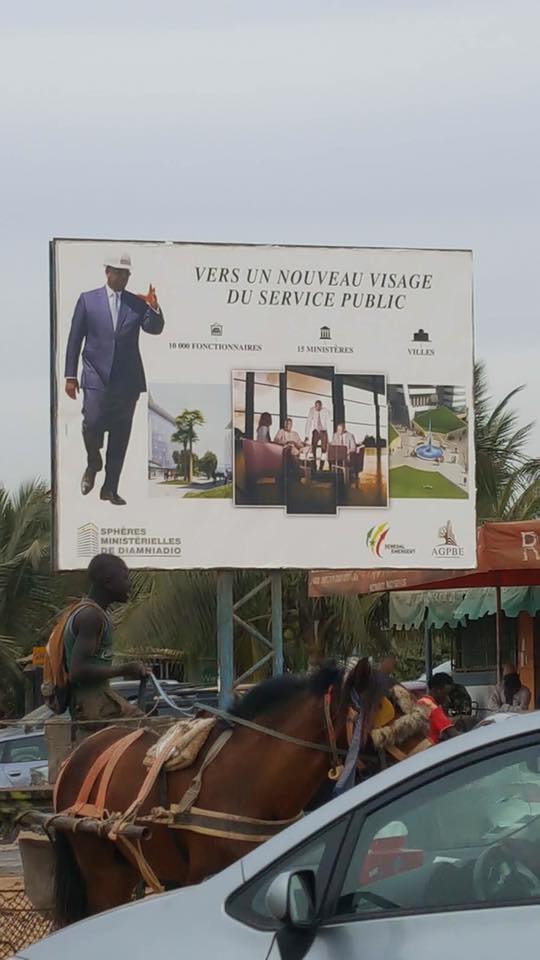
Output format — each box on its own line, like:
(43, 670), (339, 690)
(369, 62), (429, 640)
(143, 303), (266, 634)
(137, 284), (159, 310)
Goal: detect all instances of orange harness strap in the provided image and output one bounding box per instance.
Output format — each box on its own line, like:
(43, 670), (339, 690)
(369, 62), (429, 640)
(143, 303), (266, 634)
(95, 728), (146, 813)
(61, 728), (146, 819)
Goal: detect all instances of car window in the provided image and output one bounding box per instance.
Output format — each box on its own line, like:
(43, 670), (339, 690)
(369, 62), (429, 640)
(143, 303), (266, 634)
(227, 819), (347, 930)
(2, 736), (47, 764)
(333, 743), (540, 921)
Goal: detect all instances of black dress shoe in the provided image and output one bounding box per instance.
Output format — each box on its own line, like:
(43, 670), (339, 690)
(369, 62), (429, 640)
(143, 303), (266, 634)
(100, 489), (127, 506)
(81, 468), (96, 495)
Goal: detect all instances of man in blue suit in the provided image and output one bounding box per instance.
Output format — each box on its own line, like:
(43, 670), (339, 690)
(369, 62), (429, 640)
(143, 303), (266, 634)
(64, 252), (164, 505)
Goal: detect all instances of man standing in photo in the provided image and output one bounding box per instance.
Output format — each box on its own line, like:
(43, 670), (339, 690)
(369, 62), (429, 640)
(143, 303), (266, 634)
(305, 399), (330, 468)
(64, 253), (164, 505)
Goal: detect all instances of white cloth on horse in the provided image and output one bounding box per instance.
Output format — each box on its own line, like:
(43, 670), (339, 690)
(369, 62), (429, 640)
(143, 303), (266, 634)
(144, 717), (216, 772)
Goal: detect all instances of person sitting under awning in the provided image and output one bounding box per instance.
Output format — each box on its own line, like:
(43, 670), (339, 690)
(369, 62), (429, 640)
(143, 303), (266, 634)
(488, 663), (531, 713)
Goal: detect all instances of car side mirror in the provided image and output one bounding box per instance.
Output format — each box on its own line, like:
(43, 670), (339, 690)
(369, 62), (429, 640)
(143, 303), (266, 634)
(265, 870), (316, 929)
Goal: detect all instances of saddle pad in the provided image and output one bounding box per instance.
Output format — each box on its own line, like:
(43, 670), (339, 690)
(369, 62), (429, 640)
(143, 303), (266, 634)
(144, 717), (216, 772)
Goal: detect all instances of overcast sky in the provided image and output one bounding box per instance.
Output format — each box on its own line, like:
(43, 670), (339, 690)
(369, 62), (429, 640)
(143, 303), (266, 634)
(1, 0), (538, 491)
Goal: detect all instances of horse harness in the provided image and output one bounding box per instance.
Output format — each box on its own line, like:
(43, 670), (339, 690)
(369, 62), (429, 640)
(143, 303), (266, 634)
(51, 685), (360, 894)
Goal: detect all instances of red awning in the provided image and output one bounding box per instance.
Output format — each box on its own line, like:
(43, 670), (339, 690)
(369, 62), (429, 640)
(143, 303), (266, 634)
(308, 520), (540, 597)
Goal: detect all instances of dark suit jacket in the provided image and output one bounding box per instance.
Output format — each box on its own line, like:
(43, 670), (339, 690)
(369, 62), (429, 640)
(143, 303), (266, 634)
(64, 286), (164, 394)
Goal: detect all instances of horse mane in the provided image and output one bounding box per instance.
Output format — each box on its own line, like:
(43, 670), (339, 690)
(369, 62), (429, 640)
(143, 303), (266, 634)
(229, 663), (343, 721)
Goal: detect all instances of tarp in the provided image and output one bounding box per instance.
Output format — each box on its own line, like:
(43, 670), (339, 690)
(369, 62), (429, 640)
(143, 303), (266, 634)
(390, 585), (540, 629)
(309, 519), (540, 596)
(454, 586), (540, 621)
(390, 590), (467, 630)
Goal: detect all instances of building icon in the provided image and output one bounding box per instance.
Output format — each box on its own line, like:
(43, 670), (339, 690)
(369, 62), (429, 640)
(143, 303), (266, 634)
(210, 322), (223, 337)
(77, 523), (99, 557)
(320, 325), (331, 340)
(413, 329), (430, 342)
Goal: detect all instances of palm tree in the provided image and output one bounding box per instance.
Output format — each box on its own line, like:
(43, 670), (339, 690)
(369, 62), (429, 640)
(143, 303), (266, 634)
(183, 410), (205, 482)
(474, 362), (540, 521)
(170, 423), (190, 480)
(172, 411), (205, 482)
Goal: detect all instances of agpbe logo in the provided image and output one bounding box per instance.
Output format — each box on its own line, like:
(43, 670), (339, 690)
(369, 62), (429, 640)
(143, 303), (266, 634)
(367, 523), (390, 558)
(438, 521), (457, 546)
(432, 520), (464, 558)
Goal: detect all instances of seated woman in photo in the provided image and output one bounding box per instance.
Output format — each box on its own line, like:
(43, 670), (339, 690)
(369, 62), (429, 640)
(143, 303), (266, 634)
(256, 412), (273, 443)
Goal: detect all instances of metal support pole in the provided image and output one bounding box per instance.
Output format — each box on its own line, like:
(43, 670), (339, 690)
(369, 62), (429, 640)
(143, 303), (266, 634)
(271, 571), (284, 675)
(424, 614), (432, 687)
(495, 584), (502, 684)
(217, 570), (234, 709)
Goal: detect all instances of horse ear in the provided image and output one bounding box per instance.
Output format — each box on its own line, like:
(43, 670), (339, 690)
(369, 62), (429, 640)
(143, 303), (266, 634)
(347, 657), (371, 691)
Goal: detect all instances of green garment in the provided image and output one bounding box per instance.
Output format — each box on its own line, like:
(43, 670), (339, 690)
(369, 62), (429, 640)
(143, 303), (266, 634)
(63, 601), (113, 684)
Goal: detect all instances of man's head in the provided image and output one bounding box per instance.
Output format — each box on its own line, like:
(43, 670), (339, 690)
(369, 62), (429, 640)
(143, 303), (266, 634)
(104, 253), (132, 293)
(315, 400), (322, 411)
(502, 662), (518, 677)
(379, 654), (396, 676)
(429, 672), (453, 706)
(336, 422), (346, 435)
(285, 418), (293, 431)
(87, 553), (130, 604)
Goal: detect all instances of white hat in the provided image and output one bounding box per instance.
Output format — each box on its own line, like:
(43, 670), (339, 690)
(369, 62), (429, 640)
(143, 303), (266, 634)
(104, 252), (132, 271)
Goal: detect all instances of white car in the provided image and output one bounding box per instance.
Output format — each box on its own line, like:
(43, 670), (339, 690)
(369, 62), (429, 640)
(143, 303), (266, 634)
(15, 711), (540, 959)
(0, 727), (48, 789)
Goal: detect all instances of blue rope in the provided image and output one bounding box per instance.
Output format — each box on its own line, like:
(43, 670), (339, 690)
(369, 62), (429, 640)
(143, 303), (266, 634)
(332, 691), (364, 797)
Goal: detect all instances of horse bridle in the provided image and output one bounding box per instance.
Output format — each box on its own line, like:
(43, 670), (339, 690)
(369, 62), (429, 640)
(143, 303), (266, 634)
(195, 682), (362, 780)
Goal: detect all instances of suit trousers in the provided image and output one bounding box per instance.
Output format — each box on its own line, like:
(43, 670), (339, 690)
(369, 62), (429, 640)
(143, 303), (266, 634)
(82, 386), (138, 493)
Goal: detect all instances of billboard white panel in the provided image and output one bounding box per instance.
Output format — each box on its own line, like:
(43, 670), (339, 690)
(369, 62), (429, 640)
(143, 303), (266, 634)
(51, 239), (475, 570)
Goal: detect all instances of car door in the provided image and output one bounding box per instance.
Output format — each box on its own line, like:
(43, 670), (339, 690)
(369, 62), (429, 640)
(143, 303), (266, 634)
(231, 734), (540, 960)
(0, 734), (48, 787)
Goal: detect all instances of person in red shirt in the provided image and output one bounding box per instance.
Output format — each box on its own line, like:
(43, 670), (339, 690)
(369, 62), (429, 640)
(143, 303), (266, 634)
(418, 673), (458, 744)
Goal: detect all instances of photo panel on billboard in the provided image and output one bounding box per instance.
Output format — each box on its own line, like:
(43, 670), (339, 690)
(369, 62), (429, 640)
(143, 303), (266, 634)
(51, 240), (475, 569)
(333, 373), (388, 509)
(233, 370), (285, 507)
(387, 382), (469, 500)
(284, 365), (337, 516)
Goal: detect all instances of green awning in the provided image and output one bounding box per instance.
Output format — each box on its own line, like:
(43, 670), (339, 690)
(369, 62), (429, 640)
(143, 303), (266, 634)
(390, 586), (540, 629)
(454, 586), (540, 621)
(390, 590), (467, 630)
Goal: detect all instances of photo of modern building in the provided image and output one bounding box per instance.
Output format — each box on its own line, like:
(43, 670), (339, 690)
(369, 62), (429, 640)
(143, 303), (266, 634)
(148, 393), (177, 479)
(148, 384), (232, 499)
(388, 383), (469, 499)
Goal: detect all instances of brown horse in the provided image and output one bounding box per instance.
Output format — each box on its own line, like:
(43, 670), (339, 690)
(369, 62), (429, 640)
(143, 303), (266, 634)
(52, 660), (383, 925)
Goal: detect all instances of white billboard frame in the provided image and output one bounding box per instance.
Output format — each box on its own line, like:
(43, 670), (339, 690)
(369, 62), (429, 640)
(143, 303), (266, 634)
(50, 238), (475, 571)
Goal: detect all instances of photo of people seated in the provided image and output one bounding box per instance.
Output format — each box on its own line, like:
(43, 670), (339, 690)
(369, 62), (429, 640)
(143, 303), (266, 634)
(233, 368), (388, 514)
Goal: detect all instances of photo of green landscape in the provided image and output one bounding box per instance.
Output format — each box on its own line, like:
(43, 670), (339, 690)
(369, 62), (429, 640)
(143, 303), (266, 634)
(388, 384), (469, 499)
(147, 384), (232, 501)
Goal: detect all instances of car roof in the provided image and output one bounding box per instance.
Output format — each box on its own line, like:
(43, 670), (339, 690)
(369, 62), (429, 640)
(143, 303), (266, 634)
(0, 724), (45, 742)
(241, 709), (540, 881)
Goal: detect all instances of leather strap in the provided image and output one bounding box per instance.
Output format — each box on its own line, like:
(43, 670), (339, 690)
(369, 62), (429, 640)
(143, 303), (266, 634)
(195, 702), (347, 757)
(95, 728), (146, 813)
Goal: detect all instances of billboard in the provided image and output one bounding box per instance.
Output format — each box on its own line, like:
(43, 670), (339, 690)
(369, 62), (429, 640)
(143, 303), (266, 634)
(51, 239), (475, 570)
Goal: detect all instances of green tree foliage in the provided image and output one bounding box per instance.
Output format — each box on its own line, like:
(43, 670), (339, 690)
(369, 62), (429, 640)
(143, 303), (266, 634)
(198, 451), (218, 479)
(475, 361), (540, 521)
(0, 482), (84, 712)
(171, 410), (205, 483)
